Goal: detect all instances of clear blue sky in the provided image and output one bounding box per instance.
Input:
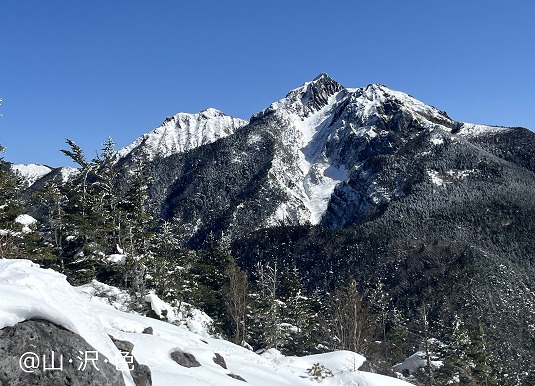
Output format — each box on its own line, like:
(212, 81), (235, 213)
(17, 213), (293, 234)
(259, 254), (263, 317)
(1, 1), (534, 167)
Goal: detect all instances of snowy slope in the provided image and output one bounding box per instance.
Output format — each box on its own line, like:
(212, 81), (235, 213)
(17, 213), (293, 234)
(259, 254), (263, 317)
(0, 259), (411, 386)
(117, 108), (247, 161)
(11, 163), (52, 186)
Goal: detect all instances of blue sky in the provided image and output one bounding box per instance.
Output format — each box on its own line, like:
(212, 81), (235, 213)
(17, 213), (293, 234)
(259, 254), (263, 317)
(1, 1), (534, 167)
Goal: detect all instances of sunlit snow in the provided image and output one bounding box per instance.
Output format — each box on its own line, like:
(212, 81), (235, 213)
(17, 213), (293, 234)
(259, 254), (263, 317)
(0, 259), (412, 386)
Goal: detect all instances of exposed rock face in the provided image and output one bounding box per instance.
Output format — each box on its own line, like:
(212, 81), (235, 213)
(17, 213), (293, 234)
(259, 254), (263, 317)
(170, 350), (201, 368)
(0, 319), (126, 386)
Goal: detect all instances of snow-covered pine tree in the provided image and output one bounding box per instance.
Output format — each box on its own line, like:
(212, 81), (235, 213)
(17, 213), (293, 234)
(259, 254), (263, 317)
(144, 220), (196, 306)
(33, 176), (69, 270)
(253, 261), (283, 350)
(278, 266), (318, 355)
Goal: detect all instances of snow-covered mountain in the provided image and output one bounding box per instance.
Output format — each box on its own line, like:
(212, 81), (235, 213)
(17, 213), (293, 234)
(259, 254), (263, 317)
(0, 259), (412, 386)
(11, 163), (53, 186)
(117, 108), (247, 162)
(137, 73), (523, 245)
(251, 74), (511, 227)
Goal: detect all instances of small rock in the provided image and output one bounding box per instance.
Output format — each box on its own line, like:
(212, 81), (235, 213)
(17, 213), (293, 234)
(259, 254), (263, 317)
(228, 373), (247, 382)
(142, 326), (154, 335)
(170, 350), (201, 368)
(213, 353), (227, 369)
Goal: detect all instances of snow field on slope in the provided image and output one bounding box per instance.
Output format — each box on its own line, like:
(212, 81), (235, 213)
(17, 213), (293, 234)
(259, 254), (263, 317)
(0, 259), (412, 385)
(268, 90), (349, 226)
(11, 164), (52, 186)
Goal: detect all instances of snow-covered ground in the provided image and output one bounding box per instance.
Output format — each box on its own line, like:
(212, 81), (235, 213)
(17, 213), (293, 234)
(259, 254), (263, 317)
(0, 259), (411, 386)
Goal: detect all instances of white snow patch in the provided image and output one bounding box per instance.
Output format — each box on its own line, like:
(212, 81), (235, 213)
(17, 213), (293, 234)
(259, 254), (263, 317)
(60, 166), (80, 182)
(106, 253), (126, 265)
(428, 169), (475, 186)
(456, 123), (510, 137)
(446, 169), (475, 179)
(430, 136), (444, 145)
(14, 214), (37, 233)
(428, 170), (444, 186)
(11, 164), (52, 186)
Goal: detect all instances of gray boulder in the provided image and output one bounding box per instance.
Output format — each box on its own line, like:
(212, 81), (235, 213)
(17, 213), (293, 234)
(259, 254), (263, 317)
(0, 319), (126, 386)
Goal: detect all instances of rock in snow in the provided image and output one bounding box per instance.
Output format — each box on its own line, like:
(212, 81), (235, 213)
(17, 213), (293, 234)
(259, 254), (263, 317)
(0, 319), (128, 386)
(0, 259), (412, 385)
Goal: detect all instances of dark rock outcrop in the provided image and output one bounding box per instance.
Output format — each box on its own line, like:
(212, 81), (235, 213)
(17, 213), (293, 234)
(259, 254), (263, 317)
(141, 326), (153, 335)
(0, 319), (125, 386)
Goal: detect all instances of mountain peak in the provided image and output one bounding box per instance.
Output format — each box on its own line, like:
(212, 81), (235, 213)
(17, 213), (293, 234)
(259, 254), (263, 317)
(256, 74), (344, 120)
(117, 109), (247, 161)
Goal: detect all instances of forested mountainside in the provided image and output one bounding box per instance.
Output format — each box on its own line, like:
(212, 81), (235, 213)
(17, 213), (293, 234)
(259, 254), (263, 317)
(3, 74), (535, 385)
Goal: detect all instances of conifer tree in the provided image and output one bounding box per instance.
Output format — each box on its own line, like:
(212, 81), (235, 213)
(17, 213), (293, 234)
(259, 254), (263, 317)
(278, 266), (317, 354)
(0, 145), (51, 262)
(0, 145), (22, 258)
(144, 220), (195, 305)
(190, 245), (233, 332)
(33, 177), (68, 270)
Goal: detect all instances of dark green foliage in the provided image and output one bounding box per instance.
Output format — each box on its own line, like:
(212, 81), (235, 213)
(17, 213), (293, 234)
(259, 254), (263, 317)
(189, 245), (233, 332)
(0, 145), (55, 263)
(144, 220), (197, 303)
(230, 133), (535, 384)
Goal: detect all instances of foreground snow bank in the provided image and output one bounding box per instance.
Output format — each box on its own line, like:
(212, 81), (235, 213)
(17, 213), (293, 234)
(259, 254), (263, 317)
(0, 259), (411, 386)
(0, 259), (135, 386)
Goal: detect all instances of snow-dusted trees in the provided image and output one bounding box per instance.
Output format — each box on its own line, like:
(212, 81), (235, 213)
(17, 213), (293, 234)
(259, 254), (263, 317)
(0, 145), (49, 261)
(224, 257), (251, 344)
(60, 138), (156, 285)
(33, 177), (68, 269)
(254, 261), (284, 349)
(324, 278), (373, 354)
(0, 144), (21, 258)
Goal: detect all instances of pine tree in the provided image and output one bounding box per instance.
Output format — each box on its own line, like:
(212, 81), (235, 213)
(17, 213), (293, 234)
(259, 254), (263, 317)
(0, 145), (22, 258)
(145, 220), (195, 305)
(190, 245), (233, 332)
(0, 145), (53, 262)
(33, 177), (69, 270)
(468, 323), (498, 386)
(278, 266), (317, 354)
(60, 138), (155, 285)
